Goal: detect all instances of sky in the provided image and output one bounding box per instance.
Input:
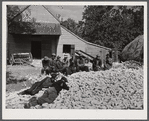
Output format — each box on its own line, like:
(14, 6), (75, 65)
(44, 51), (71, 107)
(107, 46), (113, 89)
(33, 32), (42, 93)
(44, 5), (85, 22)
(18, 5), (85, 22)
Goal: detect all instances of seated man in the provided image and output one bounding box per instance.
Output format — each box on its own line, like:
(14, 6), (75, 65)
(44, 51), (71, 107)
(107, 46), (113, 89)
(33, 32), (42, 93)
(56, 56), (70, 76)
(62, 55), (70, 68)
(85, 58), (93, 71)
(76, 55), (89, 72)
(104, 54), (113, 70)
(93, 55), (102, 71)
(41, 56), (51, 75)
(69, 55), (77, 74)
(49, 53), (57, 73)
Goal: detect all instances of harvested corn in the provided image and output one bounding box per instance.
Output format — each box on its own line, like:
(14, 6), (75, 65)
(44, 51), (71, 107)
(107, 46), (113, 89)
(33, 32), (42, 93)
(6, 61), (143, 109)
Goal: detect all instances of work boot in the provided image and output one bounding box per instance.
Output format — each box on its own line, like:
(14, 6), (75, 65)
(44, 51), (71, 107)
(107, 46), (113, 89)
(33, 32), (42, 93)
(24, 97), (39, 109)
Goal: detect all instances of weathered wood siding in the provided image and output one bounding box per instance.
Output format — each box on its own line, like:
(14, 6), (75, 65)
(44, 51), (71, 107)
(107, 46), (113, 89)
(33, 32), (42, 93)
(57, 27), (86, 57)
(85, 43), (110, 63)
(57, 27), (111, 61)
(8, 34), (31, 57)
(41, 35), (59, 58)
(8, 34), (59, 58)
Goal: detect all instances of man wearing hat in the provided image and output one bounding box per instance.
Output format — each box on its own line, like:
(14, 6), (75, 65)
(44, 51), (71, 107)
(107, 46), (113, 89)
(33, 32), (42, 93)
(55, 56), (70, 76)
(62, 55), (70, 68)
(49, 53), (57, 73)
(76, 55), (89, 72)
(69, 55), (77, 74)
(41, 56), (51, 75)
(104, 54), (113, 70)
(93, 54), (102, 71)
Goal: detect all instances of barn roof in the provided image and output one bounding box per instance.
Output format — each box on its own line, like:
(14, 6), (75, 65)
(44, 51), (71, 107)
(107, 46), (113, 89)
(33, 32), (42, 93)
(9, 22), (61, 35)
(9, 5), (111, 50)
(9, 5), (61, 35)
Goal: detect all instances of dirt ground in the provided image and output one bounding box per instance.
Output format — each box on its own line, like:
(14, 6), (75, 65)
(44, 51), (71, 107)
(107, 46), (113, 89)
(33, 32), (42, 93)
(6, 63), (42, 93)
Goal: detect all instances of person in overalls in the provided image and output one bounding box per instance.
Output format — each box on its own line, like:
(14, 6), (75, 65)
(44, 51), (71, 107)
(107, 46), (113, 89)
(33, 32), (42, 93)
(93, 55), (102, 71)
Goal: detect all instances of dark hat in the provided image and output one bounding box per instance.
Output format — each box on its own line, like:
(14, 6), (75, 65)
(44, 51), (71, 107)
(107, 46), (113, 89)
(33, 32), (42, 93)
(52, 53), (56, 56)
(43, 56), (49, 60)
(57, 56), (61, 59)
(51, 73), (59, 79)
(106, 54), (109, 57)
(85, 57), (89, 60)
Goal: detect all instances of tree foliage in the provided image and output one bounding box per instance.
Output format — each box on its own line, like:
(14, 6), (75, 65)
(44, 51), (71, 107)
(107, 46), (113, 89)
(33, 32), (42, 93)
(61, 18), (83, 37)
(7, 5), (36, 34)
(61, 6), (144, 51)
(82, 6), (144, 50)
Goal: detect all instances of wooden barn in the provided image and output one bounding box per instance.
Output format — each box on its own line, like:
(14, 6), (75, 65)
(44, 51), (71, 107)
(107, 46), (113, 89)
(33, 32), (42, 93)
(7, 5), (111, 64)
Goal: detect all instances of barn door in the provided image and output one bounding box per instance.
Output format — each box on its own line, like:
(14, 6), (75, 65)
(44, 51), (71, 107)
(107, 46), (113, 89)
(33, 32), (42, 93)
(31, 41), (41, 59)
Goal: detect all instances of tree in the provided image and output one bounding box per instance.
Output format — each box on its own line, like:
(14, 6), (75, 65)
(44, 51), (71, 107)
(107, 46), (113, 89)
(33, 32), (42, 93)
(82, 6), (144, 50)
(61, 18), (78, 33)
(61, 18), (85, 38)
(7, 5), (36, 34)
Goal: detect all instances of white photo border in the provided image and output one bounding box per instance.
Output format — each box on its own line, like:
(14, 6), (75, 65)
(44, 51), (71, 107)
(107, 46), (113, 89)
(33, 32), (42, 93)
(2, 1), (148, 120)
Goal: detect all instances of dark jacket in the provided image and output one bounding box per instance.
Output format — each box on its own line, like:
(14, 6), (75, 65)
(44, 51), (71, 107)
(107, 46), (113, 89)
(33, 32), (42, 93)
(76, 58), (85, 67)
(56, 60), (64, 70)
(104, 57), (113, 69)
(19, 77), (54, 95)
(34, 80), (69, 105)
(93, 58), (102, 68)
(49, 58), (57, 68)
(42, 59), (50, 68)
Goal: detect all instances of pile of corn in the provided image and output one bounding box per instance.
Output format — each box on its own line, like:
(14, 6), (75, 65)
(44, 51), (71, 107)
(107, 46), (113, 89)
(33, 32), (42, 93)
(6, 61), (143, 109)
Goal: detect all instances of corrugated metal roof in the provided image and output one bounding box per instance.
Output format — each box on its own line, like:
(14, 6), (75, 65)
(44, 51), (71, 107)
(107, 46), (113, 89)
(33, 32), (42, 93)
(34, 23), (61, 35)
(9, 22), (61, 35)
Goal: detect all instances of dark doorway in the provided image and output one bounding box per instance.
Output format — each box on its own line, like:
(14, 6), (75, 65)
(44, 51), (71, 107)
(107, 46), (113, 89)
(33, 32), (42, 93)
(31, 41), (41, 59)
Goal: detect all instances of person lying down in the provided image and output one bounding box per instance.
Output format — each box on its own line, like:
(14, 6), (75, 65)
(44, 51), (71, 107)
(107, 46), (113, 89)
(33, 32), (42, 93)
(18, 72), (68, 96)
(24, 79), (69, 108)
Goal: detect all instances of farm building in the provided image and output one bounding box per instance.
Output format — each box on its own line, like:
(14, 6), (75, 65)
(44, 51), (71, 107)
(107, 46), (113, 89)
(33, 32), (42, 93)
(7, 5), (111, 63)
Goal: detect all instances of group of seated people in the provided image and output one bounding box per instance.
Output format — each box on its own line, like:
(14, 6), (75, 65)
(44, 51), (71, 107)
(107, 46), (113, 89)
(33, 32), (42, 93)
(41, 53), (113, 76)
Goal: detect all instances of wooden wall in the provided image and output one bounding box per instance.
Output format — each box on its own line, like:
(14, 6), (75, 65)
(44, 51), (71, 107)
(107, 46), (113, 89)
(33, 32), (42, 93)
(8, 34), (31, 57)
(57, 27), (111, 63)
(41, 35), (59, 58)
(57, 27), (86, 57)
(8, 28), (111, 61)
(8, 34), (59, 59)
(85, 43), (110, 64)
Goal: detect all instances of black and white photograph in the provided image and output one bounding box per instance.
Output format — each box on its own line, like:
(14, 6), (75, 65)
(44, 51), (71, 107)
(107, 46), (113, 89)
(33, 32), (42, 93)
(2, 1), (147, 120)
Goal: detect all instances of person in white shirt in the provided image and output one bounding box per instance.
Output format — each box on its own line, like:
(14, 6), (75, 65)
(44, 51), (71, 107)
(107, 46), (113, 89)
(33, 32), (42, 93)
(85, 58), (93, 71)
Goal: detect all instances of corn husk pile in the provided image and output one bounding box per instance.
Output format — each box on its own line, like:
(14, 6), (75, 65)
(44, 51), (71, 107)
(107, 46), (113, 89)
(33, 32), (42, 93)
(6, 62), (143, 109)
